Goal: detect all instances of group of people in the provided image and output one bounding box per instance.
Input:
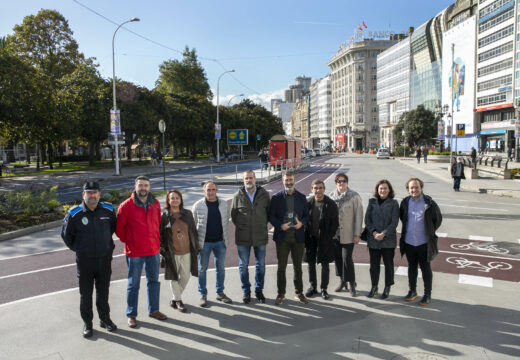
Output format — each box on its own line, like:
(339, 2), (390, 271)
(61, 171), (442, 339)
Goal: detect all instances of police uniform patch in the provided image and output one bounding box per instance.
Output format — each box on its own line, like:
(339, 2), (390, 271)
(82, 217), (88, 225)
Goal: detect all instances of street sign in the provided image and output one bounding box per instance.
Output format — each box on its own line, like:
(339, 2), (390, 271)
(256, 134), (261, 141)
(158, 119), (166, 133)
(215, 123), (221, 140)
(456, 124), (465, 136)
(515, 119), (520, 138)
(227, 129), (248, 145)
(107, 133), (125, 145)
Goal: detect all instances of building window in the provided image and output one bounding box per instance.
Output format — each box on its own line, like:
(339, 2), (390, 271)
(477, 92), (508, 107)
(477, 74), (512, 92)
(479, 0), (514, 19)
(478, 41), (513, 63)
(478, 7), (514, 33)
(478, 24), (514, 49)
(477, 58), (513, 77)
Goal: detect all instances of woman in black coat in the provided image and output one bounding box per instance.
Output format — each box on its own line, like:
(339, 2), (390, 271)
(364, 180), (399, 299)
(450, 156), (465, 192)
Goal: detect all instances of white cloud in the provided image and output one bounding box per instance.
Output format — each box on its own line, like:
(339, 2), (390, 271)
(211, 88), (285, 110)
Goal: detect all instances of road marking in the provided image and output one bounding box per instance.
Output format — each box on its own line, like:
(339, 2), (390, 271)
(437, 203), (509, 212)
(458, 274), (493, 288)
(0, 247), (68, 261)
(0, 254), (126, 280)
(436, 233), (448, 238)
(395, 266), (422, 278)
(469, 235), (494, 242)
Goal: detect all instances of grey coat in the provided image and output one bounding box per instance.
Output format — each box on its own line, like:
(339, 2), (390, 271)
(364, 197), (399, 249)
(329, 189), (363, 244)
(231, 186), (270, 246)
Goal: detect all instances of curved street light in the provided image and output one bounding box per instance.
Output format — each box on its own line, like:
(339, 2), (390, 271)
(112, 17), (140, 176)
(216, 69), (235, 163)
(227, 93), (244, 106)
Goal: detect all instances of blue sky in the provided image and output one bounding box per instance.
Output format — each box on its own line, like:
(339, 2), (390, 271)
(2, 0), (454, 108)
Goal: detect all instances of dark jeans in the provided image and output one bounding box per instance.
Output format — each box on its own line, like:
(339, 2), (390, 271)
(405, 243), (432, 295)
(307, 236), (330, 290)
(276, 234), (304, 295)
(76, 254), (112, 324)
(333, 241), (355, 285)
(369, 247), (395, 287)
(453, 177), (462, 190)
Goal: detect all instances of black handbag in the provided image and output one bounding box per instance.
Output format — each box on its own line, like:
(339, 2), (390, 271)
(360, 227), (368, 241)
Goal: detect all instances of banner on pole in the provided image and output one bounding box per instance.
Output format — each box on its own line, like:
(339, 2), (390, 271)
(110, 110), (121, 134)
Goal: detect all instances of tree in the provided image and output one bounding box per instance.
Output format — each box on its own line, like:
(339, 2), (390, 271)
(6, 9), (84, 168)
(58, 60), (111, 166)
(393, 105), (437, 148)
(156, 47), (212, 99)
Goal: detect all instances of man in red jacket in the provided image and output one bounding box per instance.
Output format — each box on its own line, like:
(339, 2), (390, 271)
(116, 176), (167, 328)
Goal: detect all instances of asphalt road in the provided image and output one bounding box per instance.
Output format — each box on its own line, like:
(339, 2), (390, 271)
(1, 154), (518, 306)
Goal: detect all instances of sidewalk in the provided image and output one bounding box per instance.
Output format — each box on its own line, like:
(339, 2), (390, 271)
(0, 159), (217, 192)
(0, 265), (517, 359)
(399, 157), (520, 198)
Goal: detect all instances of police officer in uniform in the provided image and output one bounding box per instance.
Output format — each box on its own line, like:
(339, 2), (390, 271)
(61, 182), (117, 338)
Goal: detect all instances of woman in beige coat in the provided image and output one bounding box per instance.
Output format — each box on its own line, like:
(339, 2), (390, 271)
(329, 172), (363, 296)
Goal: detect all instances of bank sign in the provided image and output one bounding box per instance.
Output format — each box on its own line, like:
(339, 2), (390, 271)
(227, 129), (248, 145)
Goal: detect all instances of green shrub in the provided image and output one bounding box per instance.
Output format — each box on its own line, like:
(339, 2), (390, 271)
(0, 185), (61, 217)
(392, 146), (414, 157)
(511, 168), (520, 177)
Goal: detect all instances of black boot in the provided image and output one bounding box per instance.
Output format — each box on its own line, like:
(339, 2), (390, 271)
(380, 286), (390, 299)
(367, 286), (378, 298)
(349, 282), (357, 297)
(334, 281), (345, 292)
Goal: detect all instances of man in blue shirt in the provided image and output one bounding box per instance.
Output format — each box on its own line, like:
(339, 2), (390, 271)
(399, 177), (442, 306)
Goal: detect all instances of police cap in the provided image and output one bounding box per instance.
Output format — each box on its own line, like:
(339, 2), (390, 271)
(83, 181), (100, 191)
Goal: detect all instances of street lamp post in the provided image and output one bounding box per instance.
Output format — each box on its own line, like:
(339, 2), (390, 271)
(112, 17), (140, 176)
(227, 93), (244, 106)
(216, 69), (235, 163)
(435, 104), (450, 152)
(447, 113), (453, 165)
(158, 119), (166, 191)
(403, 113), (407, 157)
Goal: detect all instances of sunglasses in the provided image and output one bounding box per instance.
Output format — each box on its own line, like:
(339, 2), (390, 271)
(336, 180), (347, 184)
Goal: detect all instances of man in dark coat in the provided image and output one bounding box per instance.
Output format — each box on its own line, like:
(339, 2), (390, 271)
(450, 156), (465, 192)
(269, 171), (310, 305)
(304, 179), (339, 299)
(399, 177), (442, 306)
(61, 181), (117, 338)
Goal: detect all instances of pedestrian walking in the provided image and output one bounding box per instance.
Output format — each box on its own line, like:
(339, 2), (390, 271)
(304, 179), (339, 300)
(151, 151), (158, 167)
(61, 181), (117, 338)
(269, 171), (310, 305)
(423, 147), (428, 163)
(192, 181), (232, 307)
(470, 147), (477, 165)
(399, 177), (442, 306)
(259, 150), (269, 169)
(116, 176), (167, 328)
(416, 147), (422, 163)
(231, 170), (270, 304)
(329, 173), (363, 297)
(159, 190), (199, 313)
(450, 157), (465, 192)
(507, 147), (513, 161)
(364, 180), (399, 299)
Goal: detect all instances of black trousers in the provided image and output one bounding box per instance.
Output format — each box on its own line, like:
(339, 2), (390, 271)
(368, 247), (395, 287)
(307, 236), (330, 290)
(76, 254), (112, 324)
(404, 243), (432, 295)
(334, 242), (355, 284)
(276, 234), (304, 295)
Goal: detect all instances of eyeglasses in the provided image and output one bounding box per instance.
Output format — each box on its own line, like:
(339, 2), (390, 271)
(336, 180), (347, 184)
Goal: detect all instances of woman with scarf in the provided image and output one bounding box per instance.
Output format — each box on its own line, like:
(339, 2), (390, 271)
(159, 190), (199, 312)
(329, 173), (363, 296)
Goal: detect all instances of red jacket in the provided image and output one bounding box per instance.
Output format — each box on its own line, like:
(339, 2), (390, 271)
(116, 193), (161, 257)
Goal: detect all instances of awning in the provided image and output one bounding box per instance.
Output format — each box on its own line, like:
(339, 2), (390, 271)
(480, 129), (507, 135)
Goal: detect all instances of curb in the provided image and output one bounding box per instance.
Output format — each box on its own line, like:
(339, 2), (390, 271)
(398, 158), (520, 198)
(0, 220), (62, 242)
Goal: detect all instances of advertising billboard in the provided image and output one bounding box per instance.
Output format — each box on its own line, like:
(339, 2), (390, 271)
(442, 16), (476, 135)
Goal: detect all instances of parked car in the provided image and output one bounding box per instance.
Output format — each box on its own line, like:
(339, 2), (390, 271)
(313, 149), (321, 156)
(376, 148), (390, 159)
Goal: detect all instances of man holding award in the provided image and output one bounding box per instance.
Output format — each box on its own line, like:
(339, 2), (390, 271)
(269, 171), (310, 305)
